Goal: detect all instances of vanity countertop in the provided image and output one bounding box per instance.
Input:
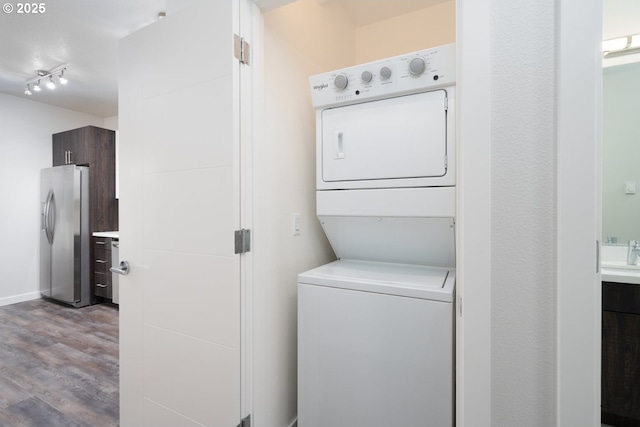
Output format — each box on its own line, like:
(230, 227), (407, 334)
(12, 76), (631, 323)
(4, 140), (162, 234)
(93, 231), (119, 239)
(601, 245), (640, 284)
(602, 267), (640, 285)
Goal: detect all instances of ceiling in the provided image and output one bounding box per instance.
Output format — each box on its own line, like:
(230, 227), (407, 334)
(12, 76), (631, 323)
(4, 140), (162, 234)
(0, 0), (167, 118)
(0, 0), (443, 118)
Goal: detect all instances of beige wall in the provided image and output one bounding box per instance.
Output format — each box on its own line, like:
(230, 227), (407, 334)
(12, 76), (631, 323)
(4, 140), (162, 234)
(264, 0), (355, 72)
(257, 1), (353, 426)
(355, 1), (455, 63)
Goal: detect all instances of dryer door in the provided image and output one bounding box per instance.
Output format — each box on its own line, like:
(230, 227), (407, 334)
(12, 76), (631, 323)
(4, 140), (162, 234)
(320, 89), (447, 184)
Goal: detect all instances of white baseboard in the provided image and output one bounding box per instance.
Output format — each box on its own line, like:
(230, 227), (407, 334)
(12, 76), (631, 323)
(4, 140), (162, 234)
(0, 292), (41, 307)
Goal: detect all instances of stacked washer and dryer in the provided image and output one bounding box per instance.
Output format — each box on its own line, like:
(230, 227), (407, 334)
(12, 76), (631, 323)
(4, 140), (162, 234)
(298, 43), (456, 426)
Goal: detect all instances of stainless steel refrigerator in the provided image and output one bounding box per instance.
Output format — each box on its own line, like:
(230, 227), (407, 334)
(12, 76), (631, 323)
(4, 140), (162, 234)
(40, 165), (91, 307)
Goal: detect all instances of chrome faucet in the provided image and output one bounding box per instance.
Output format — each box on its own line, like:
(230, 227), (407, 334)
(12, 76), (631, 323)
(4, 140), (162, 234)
(627, 240), (640, 265)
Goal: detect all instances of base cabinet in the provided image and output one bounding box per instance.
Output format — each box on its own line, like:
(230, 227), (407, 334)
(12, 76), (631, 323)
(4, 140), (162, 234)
(93, 236), (113, 301)
(602, 281), (640, 427)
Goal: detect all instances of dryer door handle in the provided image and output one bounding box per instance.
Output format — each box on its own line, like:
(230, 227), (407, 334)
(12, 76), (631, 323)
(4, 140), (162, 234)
(334, 130), (345, 159)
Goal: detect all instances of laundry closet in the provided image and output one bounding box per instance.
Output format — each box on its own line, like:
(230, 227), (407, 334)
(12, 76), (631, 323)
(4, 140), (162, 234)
(254, 1), (456, 425)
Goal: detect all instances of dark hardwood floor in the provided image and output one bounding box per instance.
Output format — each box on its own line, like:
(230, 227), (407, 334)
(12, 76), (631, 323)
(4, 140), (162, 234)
(0, 298), (119, 426)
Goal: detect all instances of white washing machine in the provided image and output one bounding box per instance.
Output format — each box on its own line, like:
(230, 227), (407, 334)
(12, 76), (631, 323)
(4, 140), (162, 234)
(298, 43), (456, 426)
(299, 260), (455, 426)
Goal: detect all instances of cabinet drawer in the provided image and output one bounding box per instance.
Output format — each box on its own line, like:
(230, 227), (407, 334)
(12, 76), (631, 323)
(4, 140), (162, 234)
(94, 237), (112, 250)
(94, 271), (111, 286)
(603, 282), (640, 314)
(94, 251), (111, 274)
(94, 273), (112, 299)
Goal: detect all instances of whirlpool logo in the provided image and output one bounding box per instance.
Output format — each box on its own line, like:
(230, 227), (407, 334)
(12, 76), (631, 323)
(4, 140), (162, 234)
(313, 83), (328, 91)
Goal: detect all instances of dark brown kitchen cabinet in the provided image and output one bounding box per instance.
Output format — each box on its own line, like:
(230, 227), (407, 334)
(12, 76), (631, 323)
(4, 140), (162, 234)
(53, 127), (90, 166)
(93, 237), (113, 300)
(52, 126), (118, 303)
(602, 281), (640, 427)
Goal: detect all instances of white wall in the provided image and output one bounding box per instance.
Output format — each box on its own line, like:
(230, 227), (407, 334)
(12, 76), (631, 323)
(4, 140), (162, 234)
(457, 0), (569, 424)
(602, 63), (640, 244)
(489, 1), (557, 425)
(103, 115), (119, 130)
(0, 93), (104, 306)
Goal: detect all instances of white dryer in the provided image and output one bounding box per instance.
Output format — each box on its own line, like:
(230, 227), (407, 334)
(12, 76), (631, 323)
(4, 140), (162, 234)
(299, 43), (456, 427)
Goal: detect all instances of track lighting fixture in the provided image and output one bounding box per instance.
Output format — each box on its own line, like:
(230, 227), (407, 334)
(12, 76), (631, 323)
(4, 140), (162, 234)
(24, 66), (68, 95)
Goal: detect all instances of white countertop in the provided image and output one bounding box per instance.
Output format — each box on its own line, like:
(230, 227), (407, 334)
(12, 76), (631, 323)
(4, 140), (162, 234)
(601, 245), (640, 284)
(93, 231), (119, 239)
(602, 267), (640, 285)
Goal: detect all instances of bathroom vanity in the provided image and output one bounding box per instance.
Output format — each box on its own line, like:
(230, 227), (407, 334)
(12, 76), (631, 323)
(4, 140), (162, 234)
(602, 279), (640, 426)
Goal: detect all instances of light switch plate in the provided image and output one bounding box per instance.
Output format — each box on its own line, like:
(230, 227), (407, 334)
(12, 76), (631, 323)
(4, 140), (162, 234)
(293, 213), (301, 236)
(626, 181), (636, 194)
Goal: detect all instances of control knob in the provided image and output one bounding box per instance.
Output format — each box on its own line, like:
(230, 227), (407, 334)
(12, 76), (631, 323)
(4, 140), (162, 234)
(380, 66), (392, 80)
(334, 74), (348, 90)
(409, 57), (426, 76)
(361, 70), (373, 83)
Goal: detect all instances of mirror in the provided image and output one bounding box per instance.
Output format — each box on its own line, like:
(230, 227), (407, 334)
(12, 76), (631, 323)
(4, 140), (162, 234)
(602, 61), (640, 245)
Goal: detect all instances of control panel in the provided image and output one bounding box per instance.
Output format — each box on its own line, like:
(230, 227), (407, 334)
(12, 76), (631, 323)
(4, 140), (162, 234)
(309, 43), (455, 109)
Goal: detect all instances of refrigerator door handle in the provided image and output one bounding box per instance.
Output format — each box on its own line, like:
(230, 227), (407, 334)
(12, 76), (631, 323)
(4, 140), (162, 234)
(43, 190), (55, 244)
(41, 195), (48, 231)
(48, 192), (56, 242)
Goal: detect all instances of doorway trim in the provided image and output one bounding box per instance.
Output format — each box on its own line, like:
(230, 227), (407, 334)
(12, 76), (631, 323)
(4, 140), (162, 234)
(556, 0), (602, 425)
(455, 0), (492, 425)
(240, 0), (258, 423)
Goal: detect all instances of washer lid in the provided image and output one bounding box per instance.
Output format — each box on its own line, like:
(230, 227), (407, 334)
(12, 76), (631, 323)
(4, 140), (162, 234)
(298, 259), (455, 302)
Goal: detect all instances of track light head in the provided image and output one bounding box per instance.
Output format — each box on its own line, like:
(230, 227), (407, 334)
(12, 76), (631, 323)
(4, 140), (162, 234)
(25, 66), (68, 94)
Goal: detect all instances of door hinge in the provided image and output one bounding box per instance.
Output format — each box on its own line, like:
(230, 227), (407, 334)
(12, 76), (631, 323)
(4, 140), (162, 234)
(444, 96), (448, 111)
(237, 414), (251, 427)
(234, 229), (251, 254)
(234, 34), (250, 65)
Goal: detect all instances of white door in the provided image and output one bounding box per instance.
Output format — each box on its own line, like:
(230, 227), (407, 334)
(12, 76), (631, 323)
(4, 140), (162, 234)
(118, 1), (244, 426)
